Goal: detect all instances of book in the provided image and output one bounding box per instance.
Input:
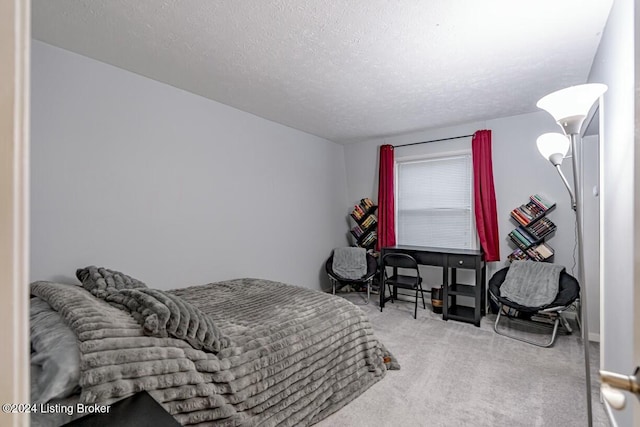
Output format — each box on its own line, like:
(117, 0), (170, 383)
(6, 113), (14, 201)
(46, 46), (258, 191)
(533, 243), (554, 259)
(361, 214), (377, 229)
(352, 204), (365, 220)
(360, 198), (375, 210)
(508, 248), (529, 261)
(530, 194), (555, 211)
(511, 209), (530, 226)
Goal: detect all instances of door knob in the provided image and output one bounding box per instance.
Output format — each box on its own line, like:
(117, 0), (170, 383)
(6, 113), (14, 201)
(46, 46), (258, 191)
(601, 384), (626, 410)
(600, 367), (640, 410)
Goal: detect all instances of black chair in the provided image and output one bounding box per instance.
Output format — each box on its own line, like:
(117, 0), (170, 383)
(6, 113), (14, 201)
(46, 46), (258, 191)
(380, 253), (426, 319)
(489, 266), (580, 347)
(325, 251), (378, 304)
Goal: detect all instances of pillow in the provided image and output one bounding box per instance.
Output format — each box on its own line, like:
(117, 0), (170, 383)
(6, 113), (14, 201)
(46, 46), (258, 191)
(30, 296), (81, 404)
(106, 288), (230, 353)
(76, 265), (147, 299)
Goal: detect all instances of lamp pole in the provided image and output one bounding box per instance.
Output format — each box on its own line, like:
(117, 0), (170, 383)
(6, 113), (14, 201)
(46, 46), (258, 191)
(569, 132), (592, 427)
(536, 83), (606, 427)
(553, 165), (576, 211)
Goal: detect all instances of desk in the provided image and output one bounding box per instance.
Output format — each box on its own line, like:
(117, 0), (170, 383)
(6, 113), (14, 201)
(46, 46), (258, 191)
(379, 245), (486, 326)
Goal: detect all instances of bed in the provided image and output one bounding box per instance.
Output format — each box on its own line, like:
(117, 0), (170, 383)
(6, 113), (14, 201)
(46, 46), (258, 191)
(29, 267), (398, 426)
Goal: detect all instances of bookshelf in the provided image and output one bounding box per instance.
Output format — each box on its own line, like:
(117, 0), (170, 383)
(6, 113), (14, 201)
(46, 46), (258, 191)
(350, 198), (378, 251)
(507, 194), (556, 262)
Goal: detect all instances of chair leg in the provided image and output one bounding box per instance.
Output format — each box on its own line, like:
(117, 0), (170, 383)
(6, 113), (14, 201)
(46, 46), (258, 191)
(419, 284), (426, 309)
(363, 278), (371, 305)
(414, 288), (418, 319)
(493, 304), (562, 348)
(560, 312), (573, 333)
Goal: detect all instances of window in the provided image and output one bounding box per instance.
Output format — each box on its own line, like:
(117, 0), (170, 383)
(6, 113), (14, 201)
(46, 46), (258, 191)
(396, 153), (476, 249)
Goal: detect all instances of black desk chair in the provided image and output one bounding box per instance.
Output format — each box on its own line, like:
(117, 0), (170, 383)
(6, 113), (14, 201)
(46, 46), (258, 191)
(380, 253), (426, 319)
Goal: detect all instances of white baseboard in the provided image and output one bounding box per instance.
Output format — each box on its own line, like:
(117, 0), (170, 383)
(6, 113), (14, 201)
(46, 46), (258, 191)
(561, 311), (600, 342)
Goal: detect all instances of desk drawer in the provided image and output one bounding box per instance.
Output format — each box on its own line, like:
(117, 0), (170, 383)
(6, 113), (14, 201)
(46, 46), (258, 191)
(414, 252), (445, 266)
(447, 254), (479, 269)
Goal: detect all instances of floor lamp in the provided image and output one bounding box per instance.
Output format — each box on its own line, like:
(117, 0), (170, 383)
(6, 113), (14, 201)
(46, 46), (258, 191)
(535, 83), (607, 427)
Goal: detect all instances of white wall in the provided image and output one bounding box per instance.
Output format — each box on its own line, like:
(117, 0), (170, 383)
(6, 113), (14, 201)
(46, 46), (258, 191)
(581, 134), (601, 342)
(30, 40), (349, 291)
(344, 112), (601, 332)
(588, 0), (638, 424)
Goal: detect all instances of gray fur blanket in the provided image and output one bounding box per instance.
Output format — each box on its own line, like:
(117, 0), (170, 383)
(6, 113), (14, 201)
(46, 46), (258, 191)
(105, 288), (231, 353)
(332, 247), (367, 280)
(501, 261), (565, 307)
(31, 279), (397, 426)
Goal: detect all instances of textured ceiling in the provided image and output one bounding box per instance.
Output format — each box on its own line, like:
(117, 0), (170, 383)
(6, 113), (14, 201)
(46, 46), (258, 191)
(32, 0), (612, 144)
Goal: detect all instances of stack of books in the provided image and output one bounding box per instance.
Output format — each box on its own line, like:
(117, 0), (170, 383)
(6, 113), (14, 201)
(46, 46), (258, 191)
(349, 198), (378, 249)
(351, 204), (366, 221)
(526, 217), (556, 240)
(351, 225), (365, 239)
(508, 194), (556, 263)
(510, 202), (546, 226)
(507, 248), (529, 262)
(360, 198), (375, 210)
(508, 226), (539, 250)
(530, 194), (554, 211)
(508, 243), (554, 262)
(359, 231), (377, 248)
(361, 214), (377, 229)
(510, 194), (556, 227)
(351, 198), (376, 221)
(527, 242), (554, 261)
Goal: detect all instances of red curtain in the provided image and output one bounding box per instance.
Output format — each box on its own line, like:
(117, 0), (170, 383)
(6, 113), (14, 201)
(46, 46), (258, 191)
(376, 145), (396, 251)
(472, 130), (500, 261)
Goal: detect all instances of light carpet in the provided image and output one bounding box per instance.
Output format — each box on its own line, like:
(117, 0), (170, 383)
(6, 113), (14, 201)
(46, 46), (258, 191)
(316, 293), (610, 427)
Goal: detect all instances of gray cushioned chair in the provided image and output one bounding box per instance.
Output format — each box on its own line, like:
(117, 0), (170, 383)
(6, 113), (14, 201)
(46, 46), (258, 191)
(489, 266), (580, 347)
(325, 251), (378, 304)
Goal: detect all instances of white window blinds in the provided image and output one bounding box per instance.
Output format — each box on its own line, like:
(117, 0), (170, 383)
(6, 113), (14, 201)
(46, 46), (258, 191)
(396, 154), (476, 249)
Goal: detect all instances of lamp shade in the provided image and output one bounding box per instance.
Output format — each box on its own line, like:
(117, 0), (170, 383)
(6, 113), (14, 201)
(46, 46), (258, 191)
(536, 83), (607, 134)
(537, 133), (570, 166)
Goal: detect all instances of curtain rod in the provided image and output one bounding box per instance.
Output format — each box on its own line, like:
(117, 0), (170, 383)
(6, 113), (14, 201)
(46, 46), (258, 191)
(393, 134), (474, 148)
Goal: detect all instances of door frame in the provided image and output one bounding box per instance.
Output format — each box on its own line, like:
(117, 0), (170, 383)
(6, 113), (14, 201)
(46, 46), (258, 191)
(0, 0), (30, 425)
